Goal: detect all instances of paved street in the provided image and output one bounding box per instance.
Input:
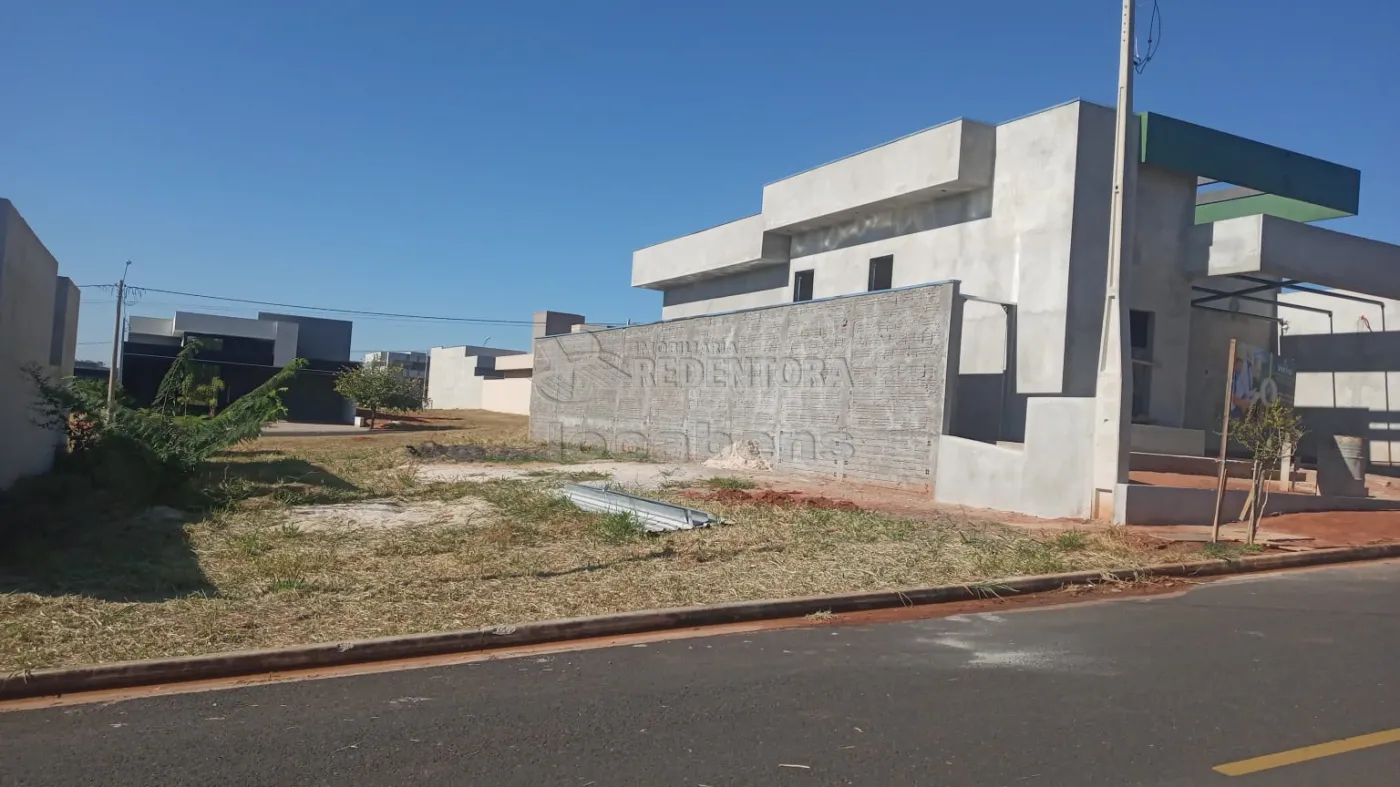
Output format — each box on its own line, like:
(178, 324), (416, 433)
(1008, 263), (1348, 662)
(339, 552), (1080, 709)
(3, 561), (1398, 786)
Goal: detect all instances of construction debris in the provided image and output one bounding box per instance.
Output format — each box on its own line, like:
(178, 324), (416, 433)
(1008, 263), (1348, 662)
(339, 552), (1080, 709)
(703, 440), (772, 471)
(560, 484), (720, 533)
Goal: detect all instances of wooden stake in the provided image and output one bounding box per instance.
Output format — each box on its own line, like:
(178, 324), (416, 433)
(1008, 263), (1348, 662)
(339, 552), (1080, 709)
(1211, 339), (1238, 543)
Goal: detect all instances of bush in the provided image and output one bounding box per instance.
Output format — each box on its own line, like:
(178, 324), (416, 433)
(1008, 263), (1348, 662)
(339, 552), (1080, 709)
(10, 344), (306, 522)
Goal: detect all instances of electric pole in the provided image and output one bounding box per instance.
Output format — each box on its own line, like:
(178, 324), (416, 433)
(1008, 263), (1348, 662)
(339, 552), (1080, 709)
(1090, 0), (1138, 520)
(106, 261), (132, 416)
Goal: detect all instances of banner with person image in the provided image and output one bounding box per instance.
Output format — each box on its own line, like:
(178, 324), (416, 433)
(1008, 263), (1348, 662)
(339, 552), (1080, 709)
(1229, 342), (1297, 421)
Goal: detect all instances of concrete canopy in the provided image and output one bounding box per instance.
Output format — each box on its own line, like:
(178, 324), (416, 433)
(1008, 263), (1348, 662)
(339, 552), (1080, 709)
(1195, 215), (1400, 301)
(1139, 112), (1361, 225)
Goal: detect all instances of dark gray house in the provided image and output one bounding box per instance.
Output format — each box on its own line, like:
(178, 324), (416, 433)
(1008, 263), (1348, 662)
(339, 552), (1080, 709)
(123, 311), (358, 423)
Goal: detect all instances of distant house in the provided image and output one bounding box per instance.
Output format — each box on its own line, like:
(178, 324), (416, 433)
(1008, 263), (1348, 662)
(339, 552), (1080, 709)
(122, 311), (358, 424)
(426, 310), (603, 415)
(72, 360), (110, 384)
(363, 350), (429, 380)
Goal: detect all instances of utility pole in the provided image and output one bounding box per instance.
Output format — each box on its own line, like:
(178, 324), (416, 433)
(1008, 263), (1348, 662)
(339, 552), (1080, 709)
(1090, 0), (1138, 520)
(106, 261), (132, 416)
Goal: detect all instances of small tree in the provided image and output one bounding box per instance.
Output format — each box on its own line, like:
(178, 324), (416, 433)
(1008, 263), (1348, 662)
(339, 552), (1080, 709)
(1231, 399), (1306, 545)
(185, 375), (226, 416)
(333, 362), (422, 428)
(27, 352), (304, 480)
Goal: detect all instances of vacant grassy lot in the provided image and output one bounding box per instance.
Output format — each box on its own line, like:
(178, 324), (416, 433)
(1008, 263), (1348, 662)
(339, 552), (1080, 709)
(2, 410), (1192, 672)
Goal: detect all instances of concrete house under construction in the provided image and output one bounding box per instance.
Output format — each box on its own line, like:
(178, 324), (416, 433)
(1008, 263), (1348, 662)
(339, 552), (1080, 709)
(531, 99), (1400, 523)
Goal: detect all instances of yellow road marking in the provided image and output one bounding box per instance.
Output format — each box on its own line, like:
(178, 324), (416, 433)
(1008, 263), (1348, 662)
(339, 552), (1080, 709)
(1214, 728), (1400, 776)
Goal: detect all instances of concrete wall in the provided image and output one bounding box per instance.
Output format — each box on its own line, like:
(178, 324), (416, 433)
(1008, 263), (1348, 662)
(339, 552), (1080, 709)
(533, 311), (586, 339)
(1181, 298), (1277, 438)
(129, 316), (174, 338)
(50, 277), (79, 376)
(1279, 289), (1400, 466)
(175, 311), (279, 341)
(1195, 216), (1400, 301)
(660, 264), (792, 320)
(783, 103), (1091, 396)
(761, 119), (995, 233)
(1116, 482), (1400, 526)
(426, 345), (526, 410)
(1129, 424), (1205, 456)
(481, 376), (532, 416)
(532, 282), (961, 488)
(634, 215), (790, 289)
(258, 312), (352, 361)
(166, 311), (300, 366)
(0, 200), (76, 490)
(935, 397), (1097, 518)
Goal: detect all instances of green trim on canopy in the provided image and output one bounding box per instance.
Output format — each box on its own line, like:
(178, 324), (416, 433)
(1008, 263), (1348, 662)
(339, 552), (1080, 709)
(1138, 112), (1360, 225)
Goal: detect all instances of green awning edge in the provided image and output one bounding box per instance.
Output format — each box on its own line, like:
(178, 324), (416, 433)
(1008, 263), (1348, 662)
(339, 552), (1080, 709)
(1194, 194), (1352, 225)
(1139, 112), (1360, 224)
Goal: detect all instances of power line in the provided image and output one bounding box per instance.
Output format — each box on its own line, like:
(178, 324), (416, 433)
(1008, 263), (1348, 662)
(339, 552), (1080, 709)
(136, 286), (544, 325)
(1133, 0), (1162, 74)
(79, 283), (630, 327)
(122, 351), (345, 375)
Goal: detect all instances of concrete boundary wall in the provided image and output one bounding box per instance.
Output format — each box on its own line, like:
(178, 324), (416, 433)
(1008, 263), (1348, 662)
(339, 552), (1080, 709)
(531, 282), (962, 489)
(0, 200), (76, 490)
(1116, 483), (1400, 526)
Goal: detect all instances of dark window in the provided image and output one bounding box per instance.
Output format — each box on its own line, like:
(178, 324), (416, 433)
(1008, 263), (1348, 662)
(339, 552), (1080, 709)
(1129, 310), (1153, 422)
(868, 255), (893, 292)
(186, 335), (224, 353)
(1129, 310), (1152, 351)
(793, 270), (814, 302)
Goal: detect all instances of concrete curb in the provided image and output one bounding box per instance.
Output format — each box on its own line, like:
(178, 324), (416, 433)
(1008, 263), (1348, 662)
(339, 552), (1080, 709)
(5, 543), (1399, 701)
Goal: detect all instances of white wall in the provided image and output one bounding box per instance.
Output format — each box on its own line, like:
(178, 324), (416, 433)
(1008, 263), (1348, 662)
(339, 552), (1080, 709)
(427, 345), (526, 410)
(427, 346), (486, 409)
(0, 201), (66, 489)
(129, 316), (174, 338)
(481, 376), (532, 415)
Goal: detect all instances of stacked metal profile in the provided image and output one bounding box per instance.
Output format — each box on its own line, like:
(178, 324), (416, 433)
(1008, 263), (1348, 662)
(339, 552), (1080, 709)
(560, 484), (719, 533)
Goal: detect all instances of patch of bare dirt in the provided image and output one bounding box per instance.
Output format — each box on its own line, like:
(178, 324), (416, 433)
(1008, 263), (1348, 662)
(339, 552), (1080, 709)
(287, 499), (491, 531)
(1247, 510), (1400, 548)
(682, 488), (862, 511)
(1129, 470), (1310, 494)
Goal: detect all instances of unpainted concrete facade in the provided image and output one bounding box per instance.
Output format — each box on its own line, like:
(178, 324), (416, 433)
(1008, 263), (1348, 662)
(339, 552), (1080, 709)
(1279, 289), (1400, 468)
(582, 99), (1397, 521)
(0, 200), (80, 490)
(426, 345), (526, 410)
(531, 283), (960, 488)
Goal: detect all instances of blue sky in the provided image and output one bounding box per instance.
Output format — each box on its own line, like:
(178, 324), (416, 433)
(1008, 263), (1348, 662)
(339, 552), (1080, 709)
(4, 0), (1396, 362)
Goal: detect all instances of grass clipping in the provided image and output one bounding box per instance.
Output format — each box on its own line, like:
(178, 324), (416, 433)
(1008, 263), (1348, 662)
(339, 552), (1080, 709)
(1, 410), (1175, 672)
(1, 482), (1166, 672)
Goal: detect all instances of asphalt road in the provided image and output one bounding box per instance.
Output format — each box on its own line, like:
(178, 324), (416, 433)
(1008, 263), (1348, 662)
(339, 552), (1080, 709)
(4, 561), (1399, 786)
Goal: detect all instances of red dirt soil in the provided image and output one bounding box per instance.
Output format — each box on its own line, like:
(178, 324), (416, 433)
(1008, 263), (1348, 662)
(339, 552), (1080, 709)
(1253, 510), (1400, 548)
(1129, 470), (1308, 493)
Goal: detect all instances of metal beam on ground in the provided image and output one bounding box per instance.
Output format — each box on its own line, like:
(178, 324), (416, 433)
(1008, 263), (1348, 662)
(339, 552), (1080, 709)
(561, 484), (719, 533)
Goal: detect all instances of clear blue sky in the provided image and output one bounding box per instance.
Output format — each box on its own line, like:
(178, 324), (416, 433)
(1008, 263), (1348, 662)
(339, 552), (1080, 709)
(4, 0), (1396, 362)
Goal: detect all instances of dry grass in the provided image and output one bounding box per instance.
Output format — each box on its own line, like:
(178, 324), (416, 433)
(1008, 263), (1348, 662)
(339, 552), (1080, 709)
(1, 411), (1195, 672)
